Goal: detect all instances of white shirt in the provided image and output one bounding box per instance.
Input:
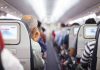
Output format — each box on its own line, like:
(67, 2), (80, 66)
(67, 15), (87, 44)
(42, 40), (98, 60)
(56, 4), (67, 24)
(31, 39), (45, 64)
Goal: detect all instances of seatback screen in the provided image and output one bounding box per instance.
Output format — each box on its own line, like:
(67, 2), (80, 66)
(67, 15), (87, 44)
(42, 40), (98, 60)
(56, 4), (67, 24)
(84, 26), (97, 39)
(0, 25), (17, 40)
(0, 23), (20, 44)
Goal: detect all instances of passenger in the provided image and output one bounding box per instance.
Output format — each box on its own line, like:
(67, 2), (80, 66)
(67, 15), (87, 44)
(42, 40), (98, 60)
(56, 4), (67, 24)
(31, 27), (45, 69)
(21, 15), (38, 33)
(69, 23), (80, 57)
(22, 15), (44, 69)
(41, 27), (46, 43)
(0, 32), (24, 70)
(61, 23), (80, 70)
(52, 30), (56, 42)
(78, 18), (97, 69)
(55, 30), (63, 54)
(37, 21), (47, 59)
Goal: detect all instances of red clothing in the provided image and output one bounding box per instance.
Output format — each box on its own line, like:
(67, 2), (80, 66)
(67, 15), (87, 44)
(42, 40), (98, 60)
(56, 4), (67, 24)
(40, 32), (46, 43)
(0, 32), (4, 51)
(52, 31), (56, 41)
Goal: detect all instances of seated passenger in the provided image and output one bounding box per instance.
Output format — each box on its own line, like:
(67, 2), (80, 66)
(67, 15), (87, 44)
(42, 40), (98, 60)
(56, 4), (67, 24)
(79, 18), (97, 69)
(69, 23), (80, 56)
(0, 32), (24, 70)
(60, 34), (70, 70)
(61, 23), (80, 70)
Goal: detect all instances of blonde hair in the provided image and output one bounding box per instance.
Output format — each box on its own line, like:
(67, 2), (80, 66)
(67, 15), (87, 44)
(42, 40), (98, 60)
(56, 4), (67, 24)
(21, 15), (38, 31)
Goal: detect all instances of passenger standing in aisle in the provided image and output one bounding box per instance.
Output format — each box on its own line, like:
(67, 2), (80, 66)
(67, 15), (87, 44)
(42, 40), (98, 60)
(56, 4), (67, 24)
(37, 21), (47, 59)
(21, 15), (45, 70)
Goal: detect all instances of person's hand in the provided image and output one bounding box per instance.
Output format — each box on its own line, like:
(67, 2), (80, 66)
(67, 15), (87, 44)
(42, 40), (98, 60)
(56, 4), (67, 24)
(42, 52), (47, 59)
(61, 50), (64, 55)
(63, 61), (68, 66)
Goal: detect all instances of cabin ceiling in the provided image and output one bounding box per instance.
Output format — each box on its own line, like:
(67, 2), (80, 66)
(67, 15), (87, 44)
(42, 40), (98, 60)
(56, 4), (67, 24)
(0, 0), (100, 23)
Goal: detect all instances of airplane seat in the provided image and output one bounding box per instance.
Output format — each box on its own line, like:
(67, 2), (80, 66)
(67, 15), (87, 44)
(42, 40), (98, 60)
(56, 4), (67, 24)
(68, 23), (80, 58)
(76, 24), (97, 58)
(91, 22), (100, 70)
(21, 18), (34, 70)
(69, 25), (80, 49)
(0, 19), (31, 70)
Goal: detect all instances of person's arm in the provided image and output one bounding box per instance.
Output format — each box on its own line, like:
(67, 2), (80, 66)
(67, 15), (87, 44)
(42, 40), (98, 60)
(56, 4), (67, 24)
(80, 41), (95, 64)
(38, 38), (47, 52)
(2, 49), (24, 70)
(80, 45), (91, 64)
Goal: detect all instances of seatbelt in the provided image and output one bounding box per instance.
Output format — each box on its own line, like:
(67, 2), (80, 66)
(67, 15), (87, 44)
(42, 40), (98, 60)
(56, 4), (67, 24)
(91, 24), (100, 70)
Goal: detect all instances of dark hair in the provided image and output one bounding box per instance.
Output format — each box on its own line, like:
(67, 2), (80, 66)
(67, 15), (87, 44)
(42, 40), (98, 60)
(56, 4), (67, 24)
(42, 27), (46, 32)
(71, 23), (80, 26)
(97, 21), (100, 26)
(85, 18), (96, 24)
(61, 23), (65, 27)
(37, 21), (42, 28)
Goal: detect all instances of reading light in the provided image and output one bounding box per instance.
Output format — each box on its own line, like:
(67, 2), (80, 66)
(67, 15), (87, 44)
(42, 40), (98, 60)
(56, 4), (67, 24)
(50, 0), (80, 23)
(28, 0), (47, 22)
(97, 16), (100, 19)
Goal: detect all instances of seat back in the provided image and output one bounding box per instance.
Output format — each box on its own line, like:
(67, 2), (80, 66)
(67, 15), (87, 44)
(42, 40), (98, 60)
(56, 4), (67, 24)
(77, 24), (97, 57)
(69, 25), (80, 49)
(0, 19), (31, 70)
(94, 24), (100, 70)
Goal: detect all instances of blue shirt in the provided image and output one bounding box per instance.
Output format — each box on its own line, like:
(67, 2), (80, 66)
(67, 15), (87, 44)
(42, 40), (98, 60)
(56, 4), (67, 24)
(38, 38), (47, 53)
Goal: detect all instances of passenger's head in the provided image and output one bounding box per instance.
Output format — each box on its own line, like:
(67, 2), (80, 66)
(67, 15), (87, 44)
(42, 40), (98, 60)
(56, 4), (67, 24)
(69, 48), (75, 57)
(21, 15), (38, 32)
(97, 21), (100, 26)
(0, 32), (4, 52)
(37, 21), (42, 28)
(41, 27), (46, 32)
(85, 18), (96, 24)
(31, 27), (40, 42)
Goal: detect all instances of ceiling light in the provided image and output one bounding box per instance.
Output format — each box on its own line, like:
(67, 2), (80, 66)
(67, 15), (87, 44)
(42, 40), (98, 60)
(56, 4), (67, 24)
(28, 0), (47, 22)
(97, 16), (100, 19)
(4, 6), (7, 8)
(1, 7), (3, 9)
(50, 0), (80, 23)
(98, 6), (100, 8)
(0, 14), (20, 19)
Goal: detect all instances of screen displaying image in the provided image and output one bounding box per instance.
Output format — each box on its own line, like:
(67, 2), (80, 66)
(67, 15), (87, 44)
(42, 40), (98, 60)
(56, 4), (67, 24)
(74, 27), (79, 35)
(84, 26), (97, 38)
(0, 25), (18, 40)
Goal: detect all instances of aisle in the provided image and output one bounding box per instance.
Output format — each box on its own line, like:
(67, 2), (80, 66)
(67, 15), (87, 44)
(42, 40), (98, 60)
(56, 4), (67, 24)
(46, 38), (60, 70)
